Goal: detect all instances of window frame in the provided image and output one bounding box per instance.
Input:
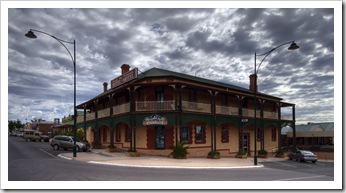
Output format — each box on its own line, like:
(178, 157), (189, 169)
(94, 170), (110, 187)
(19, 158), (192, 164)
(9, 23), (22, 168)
(221, 126), (229, 143)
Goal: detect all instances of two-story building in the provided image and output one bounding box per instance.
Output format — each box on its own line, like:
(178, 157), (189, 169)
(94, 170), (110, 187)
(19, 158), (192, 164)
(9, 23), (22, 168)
(76, 64), (296, 157)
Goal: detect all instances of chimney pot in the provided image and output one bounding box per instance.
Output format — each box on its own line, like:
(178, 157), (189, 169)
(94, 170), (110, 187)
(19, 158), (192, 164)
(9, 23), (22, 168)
(121, 64), (130, 74)
(103, 82), (108, 92)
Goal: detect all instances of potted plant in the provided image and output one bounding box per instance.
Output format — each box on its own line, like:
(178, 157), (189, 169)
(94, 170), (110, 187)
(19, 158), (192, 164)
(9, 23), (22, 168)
(275, 149), (286, 158)
(207, 150), (220, 159)
(235, 149), (247, 159)
(125, 148), (140, 157)
(105, 144), (117, 152)
(258, 149), (268, 158)
(170, 141), (189, 159)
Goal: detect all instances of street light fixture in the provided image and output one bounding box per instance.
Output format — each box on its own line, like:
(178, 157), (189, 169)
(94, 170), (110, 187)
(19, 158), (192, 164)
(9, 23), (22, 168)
(25, 29), (78, 157)
(253, 41), (299, 165)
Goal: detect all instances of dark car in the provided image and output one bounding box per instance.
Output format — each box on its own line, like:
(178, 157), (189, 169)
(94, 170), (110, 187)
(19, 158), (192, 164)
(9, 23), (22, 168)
(50, 135), (90, 152)
(289, 150), (318, 163)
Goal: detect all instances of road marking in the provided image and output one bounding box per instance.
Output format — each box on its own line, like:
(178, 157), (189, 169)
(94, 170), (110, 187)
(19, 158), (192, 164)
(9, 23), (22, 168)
(271, 161), (297, 168)
(39, 149), (57, 159)
(57, 154), (72, 160)
(87, 161), (264, 169)
(274, 175), (327, 181)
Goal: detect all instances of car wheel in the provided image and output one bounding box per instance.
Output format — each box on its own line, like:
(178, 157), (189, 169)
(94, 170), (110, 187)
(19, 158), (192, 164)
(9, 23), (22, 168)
(76, 146), (80, 152)
(26, 138), (31, 142)
(41, 139), (45, 142)
(312, 161), (316, 163)
(298, 157), (301, 162)
(53, 144), (59, 150)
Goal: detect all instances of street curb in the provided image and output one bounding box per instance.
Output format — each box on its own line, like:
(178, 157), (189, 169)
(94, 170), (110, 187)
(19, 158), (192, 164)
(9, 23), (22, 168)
(87, 161), (264, 169)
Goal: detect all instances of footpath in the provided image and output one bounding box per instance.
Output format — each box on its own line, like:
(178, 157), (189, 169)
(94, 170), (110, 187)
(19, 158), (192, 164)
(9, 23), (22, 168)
(58, 149), (293, 169)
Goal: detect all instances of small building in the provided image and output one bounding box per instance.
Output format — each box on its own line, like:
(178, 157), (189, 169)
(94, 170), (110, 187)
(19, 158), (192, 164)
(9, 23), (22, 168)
(76, 64), (296, 157)
(36, 121), (55, 135)
(282, 122), (334, 147)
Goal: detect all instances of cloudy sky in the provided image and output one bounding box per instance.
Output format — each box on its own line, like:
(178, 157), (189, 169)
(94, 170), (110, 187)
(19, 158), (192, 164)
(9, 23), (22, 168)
(3, 2), (340, 125)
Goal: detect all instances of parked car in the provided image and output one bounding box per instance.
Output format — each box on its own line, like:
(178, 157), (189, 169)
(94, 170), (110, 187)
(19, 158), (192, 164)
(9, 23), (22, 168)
(23, 131), (50, 142)
(50, 135), (90, 152)
(288, 150), (318, 163)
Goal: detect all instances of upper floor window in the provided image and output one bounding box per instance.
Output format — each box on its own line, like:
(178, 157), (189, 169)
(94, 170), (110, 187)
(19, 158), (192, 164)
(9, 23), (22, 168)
(189, 89), (196, 102)
(156, 87), (164, 102)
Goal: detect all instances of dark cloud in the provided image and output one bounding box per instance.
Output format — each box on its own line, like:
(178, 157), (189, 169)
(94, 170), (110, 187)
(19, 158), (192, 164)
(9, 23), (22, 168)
(5, 7), (335, 125)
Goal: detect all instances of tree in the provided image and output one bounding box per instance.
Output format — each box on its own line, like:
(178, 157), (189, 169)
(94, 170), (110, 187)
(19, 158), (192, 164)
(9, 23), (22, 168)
(8, 120), (23, 133)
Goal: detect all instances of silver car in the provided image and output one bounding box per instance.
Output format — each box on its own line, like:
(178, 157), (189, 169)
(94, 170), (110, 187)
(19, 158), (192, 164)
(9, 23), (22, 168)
(50, 135), (90, 152)
(289, 150), (318, 163)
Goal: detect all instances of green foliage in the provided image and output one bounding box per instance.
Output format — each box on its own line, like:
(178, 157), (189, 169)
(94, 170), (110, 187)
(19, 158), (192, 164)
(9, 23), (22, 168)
(237, 149), (247, 155)
(258, 149), (268, 155)
(8, 120), (23, 133)
(170, 141), (189, 159)
(207, 150), (220, 158)
(276, 149), (286, 155)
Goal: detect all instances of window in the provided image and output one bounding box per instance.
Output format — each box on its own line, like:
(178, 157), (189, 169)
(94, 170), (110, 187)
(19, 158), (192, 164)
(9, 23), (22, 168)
(195, 125), (204, 143)
(180, 125), (189, 143)
(125, 125), (130, 142)
(221, 126), (229, 143)
(256, 127), (261, 141)
(115, 126), (121, 142)
(271, 127), (277, 141)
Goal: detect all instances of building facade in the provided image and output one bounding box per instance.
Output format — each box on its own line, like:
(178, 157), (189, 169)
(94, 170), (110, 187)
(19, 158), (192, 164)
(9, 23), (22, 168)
(76, 64), (296, 157)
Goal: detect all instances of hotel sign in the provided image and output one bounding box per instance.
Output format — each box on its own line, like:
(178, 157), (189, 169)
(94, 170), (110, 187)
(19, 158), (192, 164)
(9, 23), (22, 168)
(143, 114), (168, 126)
(111, 68), (138, 88)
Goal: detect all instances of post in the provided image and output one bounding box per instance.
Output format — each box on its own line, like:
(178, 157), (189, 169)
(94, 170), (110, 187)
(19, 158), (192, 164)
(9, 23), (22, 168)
(254, 52), (257, 165)
(73, 40), (77, 157)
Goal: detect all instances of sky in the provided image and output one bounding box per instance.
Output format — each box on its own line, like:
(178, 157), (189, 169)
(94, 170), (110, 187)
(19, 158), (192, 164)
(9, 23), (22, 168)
(3, 1), (340, 125)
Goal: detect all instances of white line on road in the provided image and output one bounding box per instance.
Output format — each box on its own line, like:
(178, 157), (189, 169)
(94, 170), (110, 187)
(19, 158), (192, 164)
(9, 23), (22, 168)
(274, 175), (327, 181)
(39, 149), (57, 159)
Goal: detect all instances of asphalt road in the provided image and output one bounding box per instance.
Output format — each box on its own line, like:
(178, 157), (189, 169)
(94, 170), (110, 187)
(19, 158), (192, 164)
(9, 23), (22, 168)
(7, 136), (334, 182)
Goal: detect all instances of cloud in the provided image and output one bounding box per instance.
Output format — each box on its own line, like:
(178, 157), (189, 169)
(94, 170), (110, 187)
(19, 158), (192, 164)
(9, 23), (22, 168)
(6, 7), (335, 125)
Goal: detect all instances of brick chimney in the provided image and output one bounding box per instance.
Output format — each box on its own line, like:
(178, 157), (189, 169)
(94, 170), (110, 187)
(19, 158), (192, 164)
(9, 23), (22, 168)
(249, 74), (258, 92)
(121, 64), (130, 74)
(103, 82), (108, 92)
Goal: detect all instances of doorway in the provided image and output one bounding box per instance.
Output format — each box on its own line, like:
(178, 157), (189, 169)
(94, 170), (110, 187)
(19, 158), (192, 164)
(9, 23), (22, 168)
(155, 126), (165, 149)
(242, 133), (250, 155)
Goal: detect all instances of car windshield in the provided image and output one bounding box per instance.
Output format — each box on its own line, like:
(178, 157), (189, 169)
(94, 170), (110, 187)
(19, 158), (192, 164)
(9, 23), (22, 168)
(301, 151), (314, 155)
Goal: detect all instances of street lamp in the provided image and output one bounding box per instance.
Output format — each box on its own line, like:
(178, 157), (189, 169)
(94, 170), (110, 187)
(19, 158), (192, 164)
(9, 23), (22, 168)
(25, 29), (77, 157)
(253, 41), (299, 165)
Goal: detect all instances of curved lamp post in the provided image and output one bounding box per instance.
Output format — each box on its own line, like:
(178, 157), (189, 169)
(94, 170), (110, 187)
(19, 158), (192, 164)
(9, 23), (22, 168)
(25, 29), (77, 157)
(253, 41), (299, 165)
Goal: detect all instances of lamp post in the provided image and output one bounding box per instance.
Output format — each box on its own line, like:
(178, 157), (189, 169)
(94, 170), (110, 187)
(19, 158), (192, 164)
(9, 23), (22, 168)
(25, 29), (77, 157)
(253, 41), (299, 165)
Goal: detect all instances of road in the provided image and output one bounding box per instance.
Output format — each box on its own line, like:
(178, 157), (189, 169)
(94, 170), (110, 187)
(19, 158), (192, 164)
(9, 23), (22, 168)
(7, 136), (334, 182)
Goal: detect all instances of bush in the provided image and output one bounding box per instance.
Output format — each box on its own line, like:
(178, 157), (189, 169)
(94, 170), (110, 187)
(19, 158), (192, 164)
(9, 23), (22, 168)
(170, 141), (189, 159)
(276, 149), (286, 155)
(258, 149), (268, 155)
(207, 150), (220, 158)
(237, 149), (247, 155)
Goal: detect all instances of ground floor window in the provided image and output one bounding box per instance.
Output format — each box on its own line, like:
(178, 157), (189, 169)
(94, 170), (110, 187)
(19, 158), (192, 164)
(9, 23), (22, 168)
(180, 125), (189, 143)
(195, 125), (205, 143)
(221, 126), (229, 143)
(115, 126), (121, 142)
(271, 127), (277, 141)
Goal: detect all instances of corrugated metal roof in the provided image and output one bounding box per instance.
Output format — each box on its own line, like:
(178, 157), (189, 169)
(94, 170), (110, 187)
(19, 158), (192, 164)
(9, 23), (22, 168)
(282, 122), (334, 134)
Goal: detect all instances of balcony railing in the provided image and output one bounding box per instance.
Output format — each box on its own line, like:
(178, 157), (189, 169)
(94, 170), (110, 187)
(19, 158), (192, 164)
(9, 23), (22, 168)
(136, 101), (175, 111)
(113, 103), (130, 115)
(242, 108), (261, 118)
(77, 101), (292, 123)
(182, 101), (211, 113)
(215, 105), (238, 115)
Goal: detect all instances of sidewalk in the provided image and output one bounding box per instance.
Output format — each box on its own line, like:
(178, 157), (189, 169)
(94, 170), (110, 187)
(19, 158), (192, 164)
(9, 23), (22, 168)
(58, 149), (291, 169)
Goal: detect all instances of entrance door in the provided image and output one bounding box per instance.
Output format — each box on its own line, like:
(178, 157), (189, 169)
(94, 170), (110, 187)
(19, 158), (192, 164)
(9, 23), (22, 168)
(242, 134), (249, 155)
(155, 126), (165, 149)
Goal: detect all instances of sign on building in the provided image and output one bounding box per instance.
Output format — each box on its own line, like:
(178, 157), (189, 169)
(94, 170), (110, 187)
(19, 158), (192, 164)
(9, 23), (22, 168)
(143, 114), (168, 126)
(111, 68), (138, 88)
